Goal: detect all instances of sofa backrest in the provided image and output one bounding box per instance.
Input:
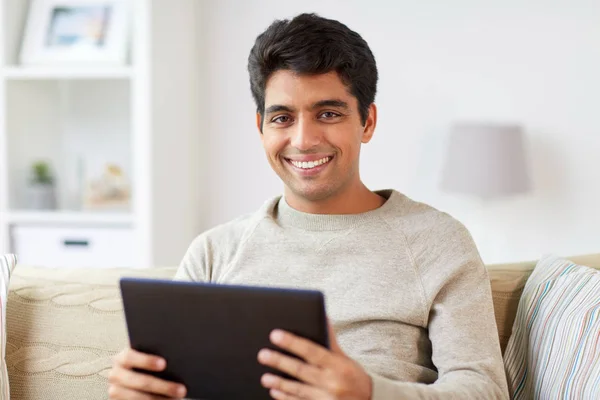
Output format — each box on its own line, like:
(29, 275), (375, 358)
(6, 266), (177, 400)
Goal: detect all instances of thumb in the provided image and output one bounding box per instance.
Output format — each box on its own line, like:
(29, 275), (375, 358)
(327, 319), (344, 355)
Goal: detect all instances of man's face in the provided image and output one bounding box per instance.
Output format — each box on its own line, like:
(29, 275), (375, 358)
(258, 70), (376, 203)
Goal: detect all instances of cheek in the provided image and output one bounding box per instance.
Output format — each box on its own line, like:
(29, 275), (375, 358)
(332, 129), (362, 156)
(262, 135), (285, 159)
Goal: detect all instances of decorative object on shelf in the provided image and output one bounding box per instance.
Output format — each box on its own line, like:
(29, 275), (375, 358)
(83, 163), (131, 211)
(25, 160), (57, 210)
(19, 0), (130, 66)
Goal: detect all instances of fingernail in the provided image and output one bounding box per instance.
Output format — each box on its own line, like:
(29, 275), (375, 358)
(271, 330), (284, 343)
(156, 359), (166, 369)
(262, 373), (276, 386)
(177, 385), (186, 397)
(258, 349), (271, 361)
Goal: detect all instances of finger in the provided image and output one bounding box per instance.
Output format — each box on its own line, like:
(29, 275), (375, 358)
(114, 348), (166, 372)
(108, 384), (181, 400)
(108, 364), (186, 398)
(108, 384), (149, 400)
(258, 349), (320, 385)
(108, 384), (180, 400)
(270, 330), (331, 367)
(262, 373), (326, 399)
(269, 388), (301, 400)
(326, 320), (343, 354)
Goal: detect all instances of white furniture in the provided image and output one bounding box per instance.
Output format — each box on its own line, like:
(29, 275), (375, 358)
(0, 0), (203, 268)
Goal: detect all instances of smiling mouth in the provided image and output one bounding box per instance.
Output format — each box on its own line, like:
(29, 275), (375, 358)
(285, 156), (333, 170)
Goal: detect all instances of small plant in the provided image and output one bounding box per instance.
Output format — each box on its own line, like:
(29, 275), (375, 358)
(31, 161), (54, 185)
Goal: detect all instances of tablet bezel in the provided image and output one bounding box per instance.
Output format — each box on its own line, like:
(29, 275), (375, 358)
(119, 277), (329, 400)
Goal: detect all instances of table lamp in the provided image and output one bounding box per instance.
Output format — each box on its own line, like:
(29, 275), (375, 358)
(440, 122), (532, 262)
(441, 123), (531, 199)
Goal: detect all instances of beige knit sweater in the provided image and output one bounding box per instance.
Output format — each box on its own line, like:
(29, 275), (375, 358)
(175, 189), (510, 399)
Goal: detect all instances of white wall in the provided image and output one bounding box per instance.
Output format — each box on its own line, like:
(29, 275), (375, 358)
(195, 0), (600, 264)
(151, 0), (204, 265)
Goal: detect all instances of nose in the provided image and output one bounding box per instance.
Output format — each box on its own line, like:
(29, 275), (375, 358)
(289, 116), (321, 151)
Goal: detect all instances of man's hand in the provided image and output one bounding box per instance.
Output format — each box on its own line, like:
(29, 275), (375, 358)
(257, 322), (373, 399)
(108, 347), (187, 400)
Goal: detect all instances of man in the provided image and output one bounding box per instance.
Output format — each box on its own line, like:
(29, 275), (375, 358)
(109, 13), (509, 400)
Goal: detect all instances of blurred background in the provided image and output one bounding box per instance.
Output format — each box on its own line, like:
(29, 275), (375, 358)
(0, 0), (598, 268)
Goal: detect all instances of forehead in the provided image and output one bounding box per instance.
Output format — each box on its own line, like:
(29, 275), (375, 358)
(264, 70), (355, 108)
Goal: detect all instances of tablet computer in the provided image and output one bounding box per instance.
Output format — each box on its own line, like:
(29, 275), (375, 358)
(119, 277), (329, 400)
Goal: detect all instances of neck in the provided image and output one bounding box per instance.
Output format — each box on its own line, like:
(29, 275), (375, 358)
(284, 181), (385, 215)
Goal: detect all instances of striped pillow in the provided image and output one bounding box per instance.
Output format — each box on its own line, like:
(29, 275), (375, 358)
(1, 254), (17, 400)
(503, 254), (600, 399)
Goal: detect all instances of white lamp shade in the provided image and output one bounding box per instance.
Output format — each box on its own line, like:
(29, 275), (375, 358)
(441, 123), (531, 199)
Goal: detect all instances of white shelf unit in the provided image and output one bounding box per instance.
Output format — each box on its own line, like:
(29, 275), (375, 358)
(0, 0), (203, 268)
(2, 66), (134, 79)
(4, 210), (135, 225)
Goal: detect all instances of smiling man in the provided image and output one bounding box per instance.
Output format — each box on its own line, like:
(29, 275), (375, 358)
(258, 70), (384, 215)
(108, 13), (509, 400)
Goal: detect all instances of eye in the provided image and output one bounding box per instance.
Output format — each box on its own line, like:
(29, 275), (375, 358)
(271, 115), (292, 124)
(319, 111), (341, 119)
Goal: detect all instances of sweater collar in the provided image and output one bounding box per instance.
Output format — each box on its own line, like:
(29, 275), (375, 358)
(275, 189), (400, 231)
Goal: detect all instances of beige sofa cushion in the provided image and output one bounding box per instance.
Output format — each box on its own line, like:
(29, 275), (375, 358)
(6, 266), (177, 400)
(487, 253), (600, 354)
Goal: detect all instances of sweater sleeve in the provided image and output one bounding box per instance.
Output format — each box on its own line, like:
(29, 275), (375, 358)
(173, 234), (211, 282)
(372, 217), (510, 399)
(172, 212), (259, 283)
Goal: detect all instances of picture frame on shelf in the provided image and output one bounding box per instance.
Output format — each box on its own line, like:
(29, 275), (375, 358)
(19, 0), (130, 66)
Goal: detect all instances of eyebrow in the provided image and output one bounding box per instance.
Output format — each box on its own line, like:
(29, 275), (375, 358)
(265, 104), (294, 115)
(312, 99), (349, 111)
(264, 99), (350, 115)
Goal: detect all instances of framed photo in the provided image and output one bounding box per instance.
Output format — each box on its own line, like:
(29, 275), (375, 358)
(19, 0), (130, 66)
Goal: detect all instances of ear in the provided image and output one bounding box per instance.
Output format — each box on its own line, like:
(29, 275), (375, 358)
(361, 103), (377, 144)
(256, 112), (264, 142)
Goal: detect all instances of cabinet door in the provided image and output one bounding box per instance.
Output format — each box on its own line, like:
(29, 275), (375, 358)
(12, 225), (136, 268)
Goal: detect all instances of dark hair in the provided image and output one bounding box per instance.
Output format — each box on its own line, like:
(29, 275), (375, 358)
(248, 13), (378, 127)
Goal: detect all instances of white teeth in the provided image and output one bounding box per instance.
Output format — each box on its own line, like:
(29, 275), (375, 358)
(290, 157), (331, 169)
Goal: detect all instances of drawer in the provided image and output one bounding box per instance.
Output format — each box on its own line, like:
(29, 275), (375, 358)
(11, 225), (136, 268)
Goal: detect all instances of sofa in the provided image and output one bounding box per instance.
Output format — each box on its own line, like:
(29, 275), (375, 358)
(5, 253), (600, 399)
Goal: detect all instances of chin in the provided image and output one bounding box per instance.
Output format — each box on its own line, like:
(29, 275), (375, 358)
(287, 182), (339, 202)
